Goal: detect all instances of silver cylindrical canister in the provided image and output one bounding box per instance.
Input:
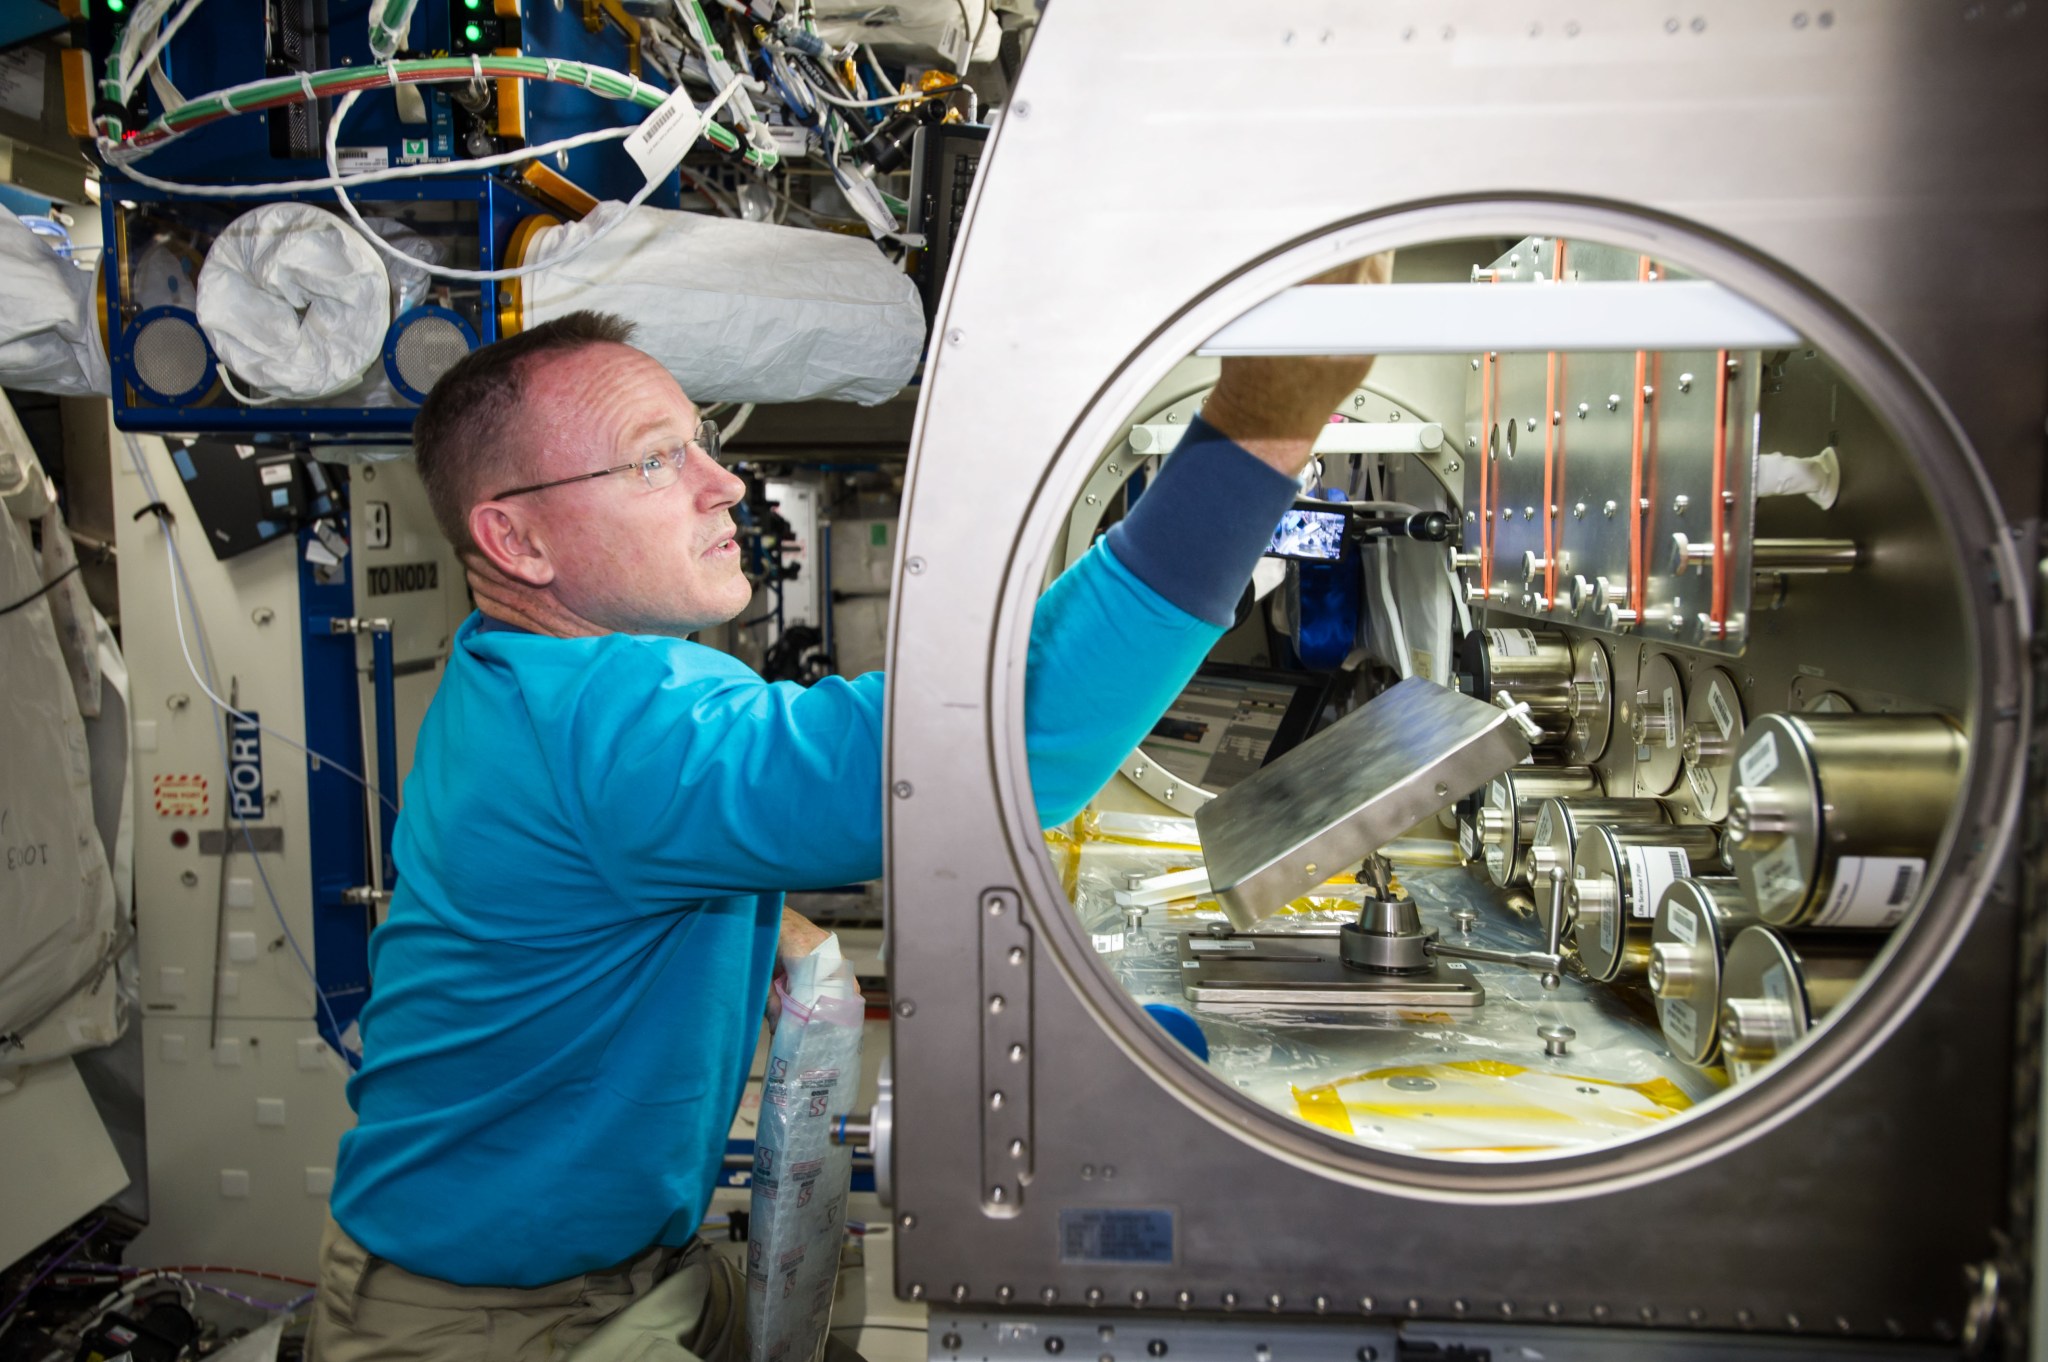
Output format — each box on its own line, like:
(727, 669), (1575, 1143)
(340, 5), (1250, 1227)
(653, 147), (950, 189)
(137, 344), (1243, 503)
(1718, 925), (1878, 1082)
(1568, 824), (1729, 984)
(1648, 877), (1758, 1066)
(1526, 797), (1672, 955)
(1476, 765), (1602, 888)
(1725, 713), (1964, 929)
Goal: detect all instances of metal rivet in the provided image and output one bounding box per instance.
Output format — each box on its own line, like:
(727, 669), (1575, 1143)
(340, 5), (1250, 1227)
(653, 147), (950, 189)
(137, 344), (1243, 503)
(1042, 1286), (1059, 1304)
(1009, 1044), (1025, 1063)
(988, 996), (1005, 1015)
(909, 1283), (925, 1300)
(1009, 1137), (1025, 1157)
(1314, 1296), (1329, 1314)
(892, 781), (913, 799)
(1132, 1290), (1149, 1306)
(1008, 946), (1025, 965)
(1087, 1287), (1104, 1304)
(1177, 1291), (1192, 1309)
(1268, 1293), (1284, 1311)
(945, 330), (963, 346)
(952, 1285), (969, 1303)
(1592, 1303), (1611, 1321)
(1013, 101), (1031, 118)
(998, 1285), (1014, 1301)
(181, 870), (200, 887)
(900, 1213), (916, 1229)
(1081, 1163), (1094, 1178)
(1499, 1302), (1514, 1318)
(1452, 1299), (1468, 1316)
(895, 999), (915, 1017)
(1360, 1296), (1376, 1313)
(990, 1185), (1007, 1203)
(905, 556), (926, 574)
(989, 1090), (1005, 1109)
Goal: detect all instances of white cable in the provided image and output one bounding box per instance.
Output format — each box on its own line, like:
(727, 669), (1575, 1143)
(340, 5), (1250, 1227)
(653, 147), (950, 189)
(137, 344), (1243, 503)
(324, 78), (741, 283)
(1449, 545), (1474, 636)
(719, 402), (756, 442)
(805, 81), (928, 110)
(1373, 542), (1414, 680)
(122, 434), (364, 1060)
(107, 120), (633, 198)
(214, 367), (290, 407)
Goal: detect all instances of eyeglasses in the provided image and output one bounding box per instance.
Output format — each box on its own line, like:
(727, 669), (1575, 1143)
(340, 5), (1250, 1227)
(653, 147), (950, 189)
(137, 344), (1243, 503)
(488, 419), (722, 501)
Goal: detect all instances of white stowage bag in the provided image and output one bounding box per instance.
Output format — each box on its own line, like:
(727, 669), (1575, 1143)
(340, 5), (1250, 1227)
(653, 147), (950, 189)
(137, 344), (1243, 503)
(522, 203), (926, 406)
(812, 0), (1002, 67)
(747, 935), (863, 1362)
(0, 414), (120, 1071)
(0, 209), (109, 397)
(195, 202), (391, 400)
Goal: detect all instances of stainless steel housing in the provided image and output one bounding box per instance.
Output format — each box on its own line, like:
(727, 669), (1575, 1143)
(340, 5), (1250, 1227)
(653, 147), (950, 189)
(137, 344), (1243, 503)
(885, 0), (2039, 1343)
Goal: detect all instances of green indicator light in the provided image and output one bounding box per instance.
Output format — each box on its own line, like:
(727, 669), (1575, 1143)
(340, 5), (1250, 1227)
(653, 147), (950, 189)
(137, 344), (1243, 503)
(463, 0), (480, 9)
(107, 0), (126, 12)
(464, 21), (482, 41)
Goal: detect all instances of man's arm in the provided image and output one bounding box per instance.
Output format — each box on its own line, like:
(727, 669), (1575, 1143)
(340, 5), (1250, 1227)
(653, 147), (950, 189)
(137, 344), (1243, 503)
(1023, 256), (1395, 823)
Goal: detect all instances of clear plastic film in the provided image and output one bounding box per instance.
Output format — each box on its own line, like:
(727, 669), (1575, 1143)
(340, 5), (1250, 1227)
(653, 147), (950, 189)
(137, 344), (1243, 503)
(1052, 822), (1721, 1160)
(747, 937), (863, 1362)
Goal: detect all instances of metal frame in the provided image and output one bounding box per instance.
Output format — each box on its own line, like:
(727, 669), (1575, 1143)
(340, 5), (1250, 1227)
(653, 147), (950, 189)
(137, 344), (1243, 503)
(885, 0), (2041, 1340)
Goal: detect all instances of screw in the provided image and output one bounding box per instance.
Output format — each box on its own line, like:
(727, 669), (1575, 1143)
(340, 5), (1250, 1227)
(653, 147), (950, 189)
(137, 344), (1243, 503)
(942, 1332), (963, 1350)
(892, 781), (913, 798)
(1603, 500), (1618, 518)
(895, 999), (915, 1017)
(945, 330), (963, 346)
(905, 556), (926, 574)
(908, 1283), (925, 1300)
(900, 1213), (917, 1229)
(1223, 1292), (1239, 1309)
(1013, 101), (1031, 117)
(181, 870), (200, 887)
(1606, 393), (1622, 411)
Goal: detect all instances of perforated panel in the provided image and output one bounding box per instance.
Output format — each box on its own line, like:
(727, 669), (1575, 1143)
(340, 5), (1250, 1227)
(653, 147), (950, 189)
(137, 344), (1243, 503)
(390, 315), (472, 400)
(132, 313), (211, 401)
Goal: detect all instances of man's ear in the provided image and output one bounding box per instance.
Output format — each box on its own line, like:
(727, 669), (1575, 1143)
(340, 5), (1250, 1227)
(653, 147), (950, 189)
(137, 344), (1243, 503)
(468, 500), (557, 588)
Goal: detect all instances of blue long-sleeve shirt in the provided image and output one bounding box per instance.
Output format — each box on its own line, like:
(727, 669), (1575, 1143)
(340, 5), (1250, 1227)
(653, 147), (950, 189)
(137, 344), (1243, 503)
(331, 418), (1297, 1285)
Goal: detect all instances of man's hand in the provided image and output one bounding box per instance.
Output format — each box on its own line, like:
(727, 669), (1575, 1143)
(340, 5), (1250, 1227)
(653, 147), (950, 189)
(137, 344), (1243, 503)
(767, 907), (839, 1026)
(777, 906), (831, 969)
(1202, 251), (1396, 478)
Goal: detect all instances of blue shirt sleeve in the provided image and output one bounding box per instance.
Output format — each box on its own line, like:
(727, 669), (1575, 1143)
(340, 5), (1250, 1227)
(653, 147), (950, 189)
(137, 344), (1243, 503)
(520, 425), (1298, 889)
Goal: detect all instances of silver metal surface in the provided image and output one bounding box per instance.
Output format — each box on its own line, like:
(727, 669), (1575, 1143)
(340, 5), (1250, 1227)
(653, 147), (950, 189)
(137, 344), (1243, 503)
(1681, 667), (1746, 822)
(925, 1314), (1955, 1362)
(1719, 927), (1880, 1085)
(1179, 931), (1485, 1011)
(886, 0), (2037, 1341)
(1726, 714), (1966, 929)
(1526, 797), (1672, 946)
(1650, 878), (1758, 1068)
(1200, 280), (1802, 356)
(1478, 765), (1602, 888)
(1195, 677), (1531, 929)
(1631, 653), (1688, 796)
(1570, 826), (1727, 985)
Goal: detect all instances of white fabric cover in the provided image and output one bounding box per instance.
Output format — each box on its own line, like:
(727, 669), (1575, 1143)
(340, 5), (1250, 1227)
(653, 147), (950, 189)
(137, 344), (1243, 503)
(813, 0), (1001, 67)
(523, 203), (926, 406)
(0, 209), (110, 397)
(0, 410), (119, 1070)
(196, 201), (391, 400)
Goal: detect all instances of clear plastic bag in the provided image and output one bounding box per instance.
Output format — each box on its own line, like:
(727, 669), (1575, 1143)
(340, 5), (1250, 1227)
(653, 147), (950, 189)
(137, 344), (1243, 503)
(746, 937), (863, 1362)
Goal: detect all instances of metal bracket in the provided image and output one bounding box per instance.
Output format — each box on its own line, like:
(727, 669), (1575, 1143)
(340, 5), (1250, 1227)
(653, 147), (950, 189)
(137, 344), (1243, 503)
(322, 616), (392, 636)
(341, 887), (394, 908)
(980, 889), (1032, 1217)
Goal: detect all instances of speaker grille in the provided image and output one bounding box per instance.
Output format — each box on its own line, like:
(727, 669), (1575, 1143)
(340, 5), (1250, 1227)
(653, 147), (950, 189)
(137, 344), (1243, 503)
(392, 314), (472, 399)
(132, 313), (210, 401)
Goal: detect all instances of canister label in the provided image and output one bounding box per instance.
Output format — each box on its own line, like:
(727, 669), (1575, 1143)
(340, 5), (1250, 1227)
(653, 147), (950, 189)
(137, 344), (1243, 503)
(1685, 760), (1717, 813)
(1661, 687), (1680, 750)
(1738, 730), (1781, 789)
(1813, 856), (1926, 929)
(1753, 840), (1806, 915)
(1661, 998), (1698, 1056)
(1708, 677), (1738, 740)
(1487, 627), (1540, 658)
(1625, 845), (1691, 919)
(1666, 902), (1699, 947)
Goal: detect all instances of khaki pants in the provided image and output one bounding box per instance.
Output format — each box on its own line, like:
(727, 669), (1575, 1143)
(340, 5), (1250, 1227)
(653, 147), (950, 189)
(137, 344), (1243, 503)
(309, 1217), (745, 1362)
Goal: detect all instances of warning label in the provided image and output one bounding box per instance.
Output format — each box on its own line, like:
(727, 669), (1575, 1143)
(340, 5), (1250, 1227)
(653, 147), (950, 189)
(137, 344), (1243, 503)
(154, 774), (209, 818)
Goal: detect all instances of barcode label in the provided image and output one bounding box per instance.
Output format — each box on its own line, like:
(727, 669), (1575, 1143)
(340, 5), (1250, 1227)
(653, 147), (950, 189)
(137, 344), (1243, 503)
(1661, 686), (1680, 750)
(1458, 819), (1478, 858)
(623, 86), (709, 184)
(1707, 677), (1738, 740)
(1738, 730), (1781, 789)
(1665, 902), (1699, 946)
(1660, 998), (1697, 1056)
(1625, 844), (1691, 918)
(1487, 627), (1540, 659)
(1812, 855), (1927, 929)
(1686, 760), (1717, 813)
(1752, 839), (1806, 914)
(1092, 932), (1126, 954)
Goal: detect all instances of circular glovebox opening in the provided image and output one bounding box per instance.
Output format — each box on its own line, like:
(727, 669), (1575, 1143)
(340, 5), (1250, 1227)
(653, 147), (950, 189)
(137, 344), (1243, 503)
(1010, 199), (2023, 1199)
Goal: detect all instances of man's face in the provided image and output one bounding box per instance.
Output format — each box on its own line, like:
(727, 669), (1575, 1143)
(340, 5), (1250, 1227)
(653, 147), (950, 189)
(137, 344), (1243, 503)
(485, 342), (752, 636)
